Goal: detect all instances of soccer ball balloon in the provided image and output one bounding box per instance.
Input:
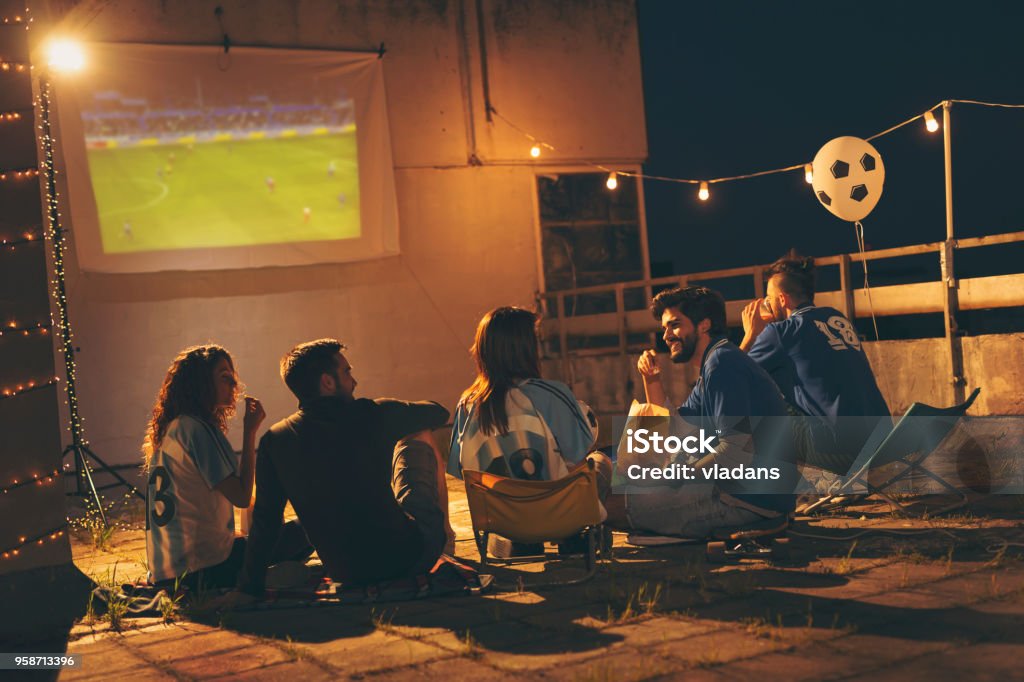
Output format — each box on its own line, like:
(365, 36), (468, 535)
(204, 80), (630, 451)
(811, 136), (885, 222)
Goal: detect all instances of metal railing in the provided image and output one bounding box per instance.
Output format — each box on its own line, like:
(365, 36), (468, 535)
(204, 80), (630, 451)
(540, 230), (1024, 405)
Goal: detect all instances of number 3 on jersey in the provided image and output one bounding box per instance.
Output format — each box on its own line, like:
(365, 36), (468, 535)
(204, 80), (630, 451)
(146, 466), (176, 530)
(814, 316), (862, 351)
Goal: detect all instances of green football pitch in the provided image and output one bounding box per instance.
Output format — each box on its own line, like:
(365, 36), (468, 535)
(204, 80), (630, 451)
(87, 133), (360, 254)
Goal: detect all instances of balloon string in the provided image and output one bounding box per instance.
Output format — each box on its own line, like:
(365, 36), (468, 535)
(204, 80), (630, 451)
(854, 220), (881, 343)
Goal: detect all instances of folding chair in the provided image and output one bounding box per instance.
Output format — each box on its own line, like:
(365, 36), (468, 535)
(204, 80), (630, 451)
(463, 459), (607, 587)
(804, 387), (981, 515)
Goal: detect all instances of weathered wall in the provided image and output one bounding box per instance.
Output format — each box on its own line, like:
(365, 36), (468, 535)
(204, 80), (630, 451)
(39, 0), (647, 464)
(0, 5), (71, 578)
(549, 334), (1023, 423)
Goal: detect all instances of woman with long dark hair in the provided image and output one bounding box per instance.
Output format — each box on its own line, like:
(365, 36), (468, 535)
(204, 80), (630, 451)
(447, 306), (602, 482)
(143, 345), (282, 590)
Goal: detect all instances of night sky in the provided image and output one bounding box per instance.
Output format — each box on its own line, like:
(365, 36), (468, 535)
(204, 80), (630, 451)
(637, 1), (1024, 296)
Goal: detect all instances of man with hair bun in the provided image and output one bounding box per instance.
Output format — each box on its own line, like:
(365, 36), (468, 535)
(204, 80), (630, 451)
(741, 252), (891, 476)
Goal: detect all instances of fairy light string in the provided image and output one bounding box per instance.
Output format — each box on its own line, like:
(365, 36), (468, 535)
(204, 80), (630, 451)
(0, 229), (45, 250)
(494, 99), (1023, 198)
(1, 526), (68, 560)
(0, 320), (51, 337)
(38, 76), (86, 448)
(1, 468), (63, 495)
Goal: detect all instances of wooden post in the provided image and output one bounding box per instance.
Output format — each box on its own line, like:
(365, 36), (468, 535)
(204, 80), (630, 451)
(838, 254), (855, 320)
(941, 242), (966, 404)
(752, 266), (765, 299)
(940, 101), (966, 404)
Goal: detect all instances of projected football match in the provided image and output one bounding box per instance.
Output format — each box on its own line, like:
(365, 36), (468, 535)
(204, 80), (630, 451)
(78, 55), (361, 254)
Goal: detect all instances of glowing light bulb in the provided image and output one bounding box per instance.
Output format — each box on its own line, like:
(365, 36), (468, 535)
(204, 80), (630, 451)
(698, 181), (710, 202)
(606, 172), (618, 190)
(45, 39), (85, 73)
(529, 144), (541, 158)
(804, 164), (813, 184)
(924, 110), (939, 133)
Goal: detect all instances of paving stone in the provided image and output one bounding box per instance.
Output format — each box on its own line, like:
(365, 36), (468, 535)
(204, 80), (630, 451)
(129, 628), (255, 658)
(481, 630), (619, 672)
(164, 642), (293, 679)
(820, 632), (953, 671)
(423, 618), (555, 653)
(117, 622), (219, 647)
(368, 656), (510, 681)
(856, 588), (962, 610)
(841, 641), (1024, 682)
(648, 629), (788, 668)
(295, 629), (450, 674)
(713, 646), (871, 682)
(223, 607), (378, 642)
(602, 616), (717, 649)
(58, 641), (158, 681)
(203, 659), (335, 681)
(542, 649), (702, 682)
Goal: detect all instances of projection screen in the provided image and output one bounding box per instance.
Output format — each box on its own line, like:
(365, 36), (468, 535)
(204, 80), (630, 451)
(53, 43), (399, 272)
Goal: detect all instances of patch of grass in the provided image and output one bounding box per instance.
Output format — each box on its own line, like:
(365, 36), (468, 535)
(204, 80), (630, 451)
(370, 607), (397, 634)
(96, 563), (130, 632)
(833, 541), (859, 576)
(81, 517), (117, 551)
(741, 615), (783, 642)
(605, 581), (663, 624)
(157, 574), (185, 624)
(461, 630), (482, 659)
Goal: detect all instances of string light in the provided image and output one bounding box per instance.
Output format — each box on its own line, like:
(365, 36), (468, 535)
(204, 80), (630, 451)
(0, 376), (59, 399)
(0, 167), (39, 181)
(1, 6), (32, 29)
(0, 320), (52, 337)
(491, 99), (1022, 196)
(606, 172), (618, 190)
(0, 229), (44, 251)
(804, 163), (814, 184)
(698, 181), (710, 201)
(1, 526), (67, 561)
(0, 111), (23, 122)
(0, 61), (29, 72)
(1, 469), (62, 496)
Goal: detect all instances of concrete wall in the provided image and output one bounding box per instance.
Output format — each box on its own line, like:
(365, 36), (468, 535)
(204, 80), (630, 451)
(40, 0), (647, 465)
(0, 9), (72, 578)
(548, 334), (1024, 423)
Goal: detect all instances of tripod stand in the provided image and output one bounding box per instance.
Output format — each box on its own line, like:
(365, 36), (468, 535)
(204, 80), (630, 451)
(39, 73), (145, 527)
(63, 443), (146, 528)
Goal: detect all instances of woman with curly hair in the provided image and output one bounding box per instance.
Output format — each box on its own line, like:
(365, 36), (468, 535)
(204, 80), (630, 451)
(143, 345), (289, 590)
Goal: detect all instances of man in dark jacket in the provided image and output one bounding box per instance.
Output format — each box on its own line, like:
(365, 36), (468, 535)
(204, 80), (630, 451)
(234, 338), (452, 598)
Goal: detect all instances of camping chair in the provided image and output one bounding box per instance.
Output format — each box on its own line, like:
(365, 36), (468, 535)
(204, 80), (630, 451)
(463, 459), (607, 587)
(804, 387), (981, 516)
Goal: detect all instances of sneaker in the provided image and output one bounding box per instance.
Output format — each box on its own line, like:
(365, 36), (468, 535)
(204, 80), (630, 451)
(486, 534), (545, 559)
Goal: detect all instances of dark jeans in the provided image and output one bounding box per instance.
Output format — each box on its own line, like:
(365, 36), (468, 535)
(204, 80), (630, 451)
(155, 520), (312, 593)
(391, 439), (447, 575)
